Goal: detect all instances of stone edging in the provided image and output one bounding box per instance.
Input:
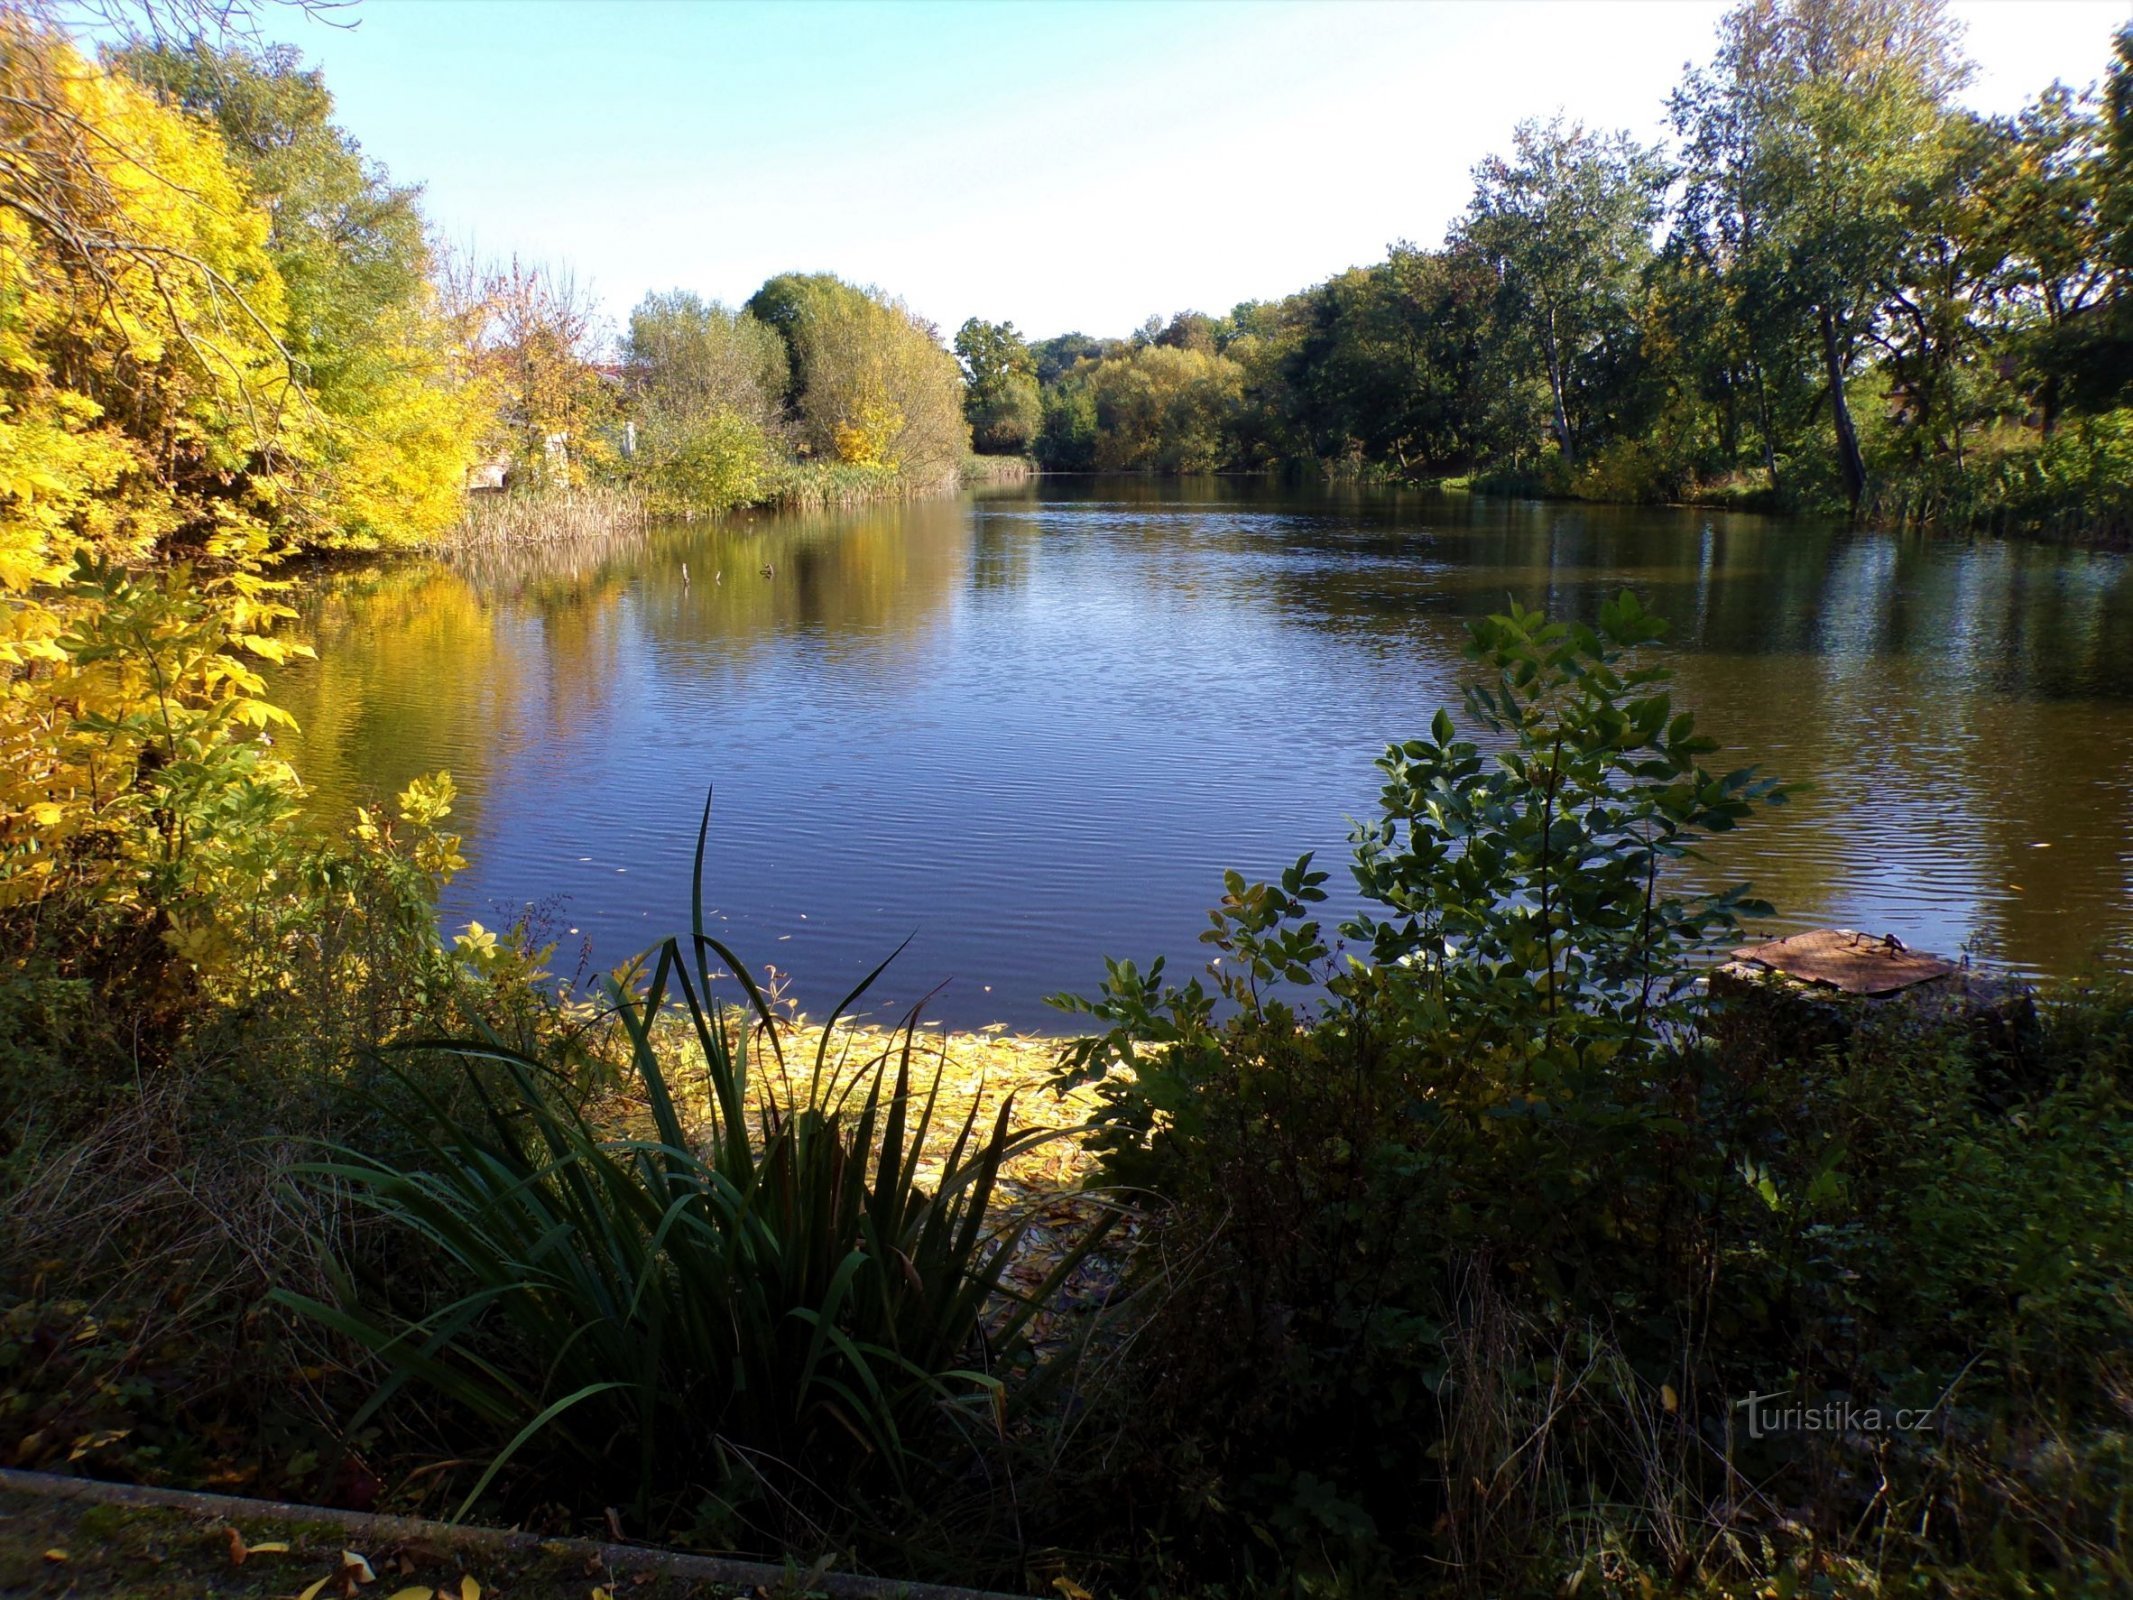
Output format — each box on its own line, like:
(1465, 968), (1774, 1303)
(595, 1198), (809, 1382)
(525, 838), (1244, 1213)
(0, 1467), (1024, 1600)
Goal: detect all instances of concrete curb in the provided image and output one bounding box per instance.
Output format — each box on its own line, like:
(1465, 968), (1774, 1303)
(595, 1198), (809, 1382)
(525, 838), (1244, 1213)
(0, 1468), (1025, 1600)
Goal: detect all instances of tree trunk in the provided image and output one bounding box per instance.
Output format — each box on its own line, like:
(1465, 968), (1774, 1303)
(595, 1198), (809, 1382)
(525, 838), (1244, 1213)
(1751, 359), (1781, 493)
(1820, 304), (1867, 513)
(1543, 307), (1575, 467)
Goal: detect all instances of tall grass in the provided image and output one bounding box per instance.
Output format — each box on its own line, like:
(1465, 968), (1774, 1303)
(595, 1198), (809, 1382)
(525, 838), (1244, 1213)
(441, 484), (650, 548)
(280, 798), (1110, 1538)
(758, 458), (912, 513)
(960, 453), (1035, 485)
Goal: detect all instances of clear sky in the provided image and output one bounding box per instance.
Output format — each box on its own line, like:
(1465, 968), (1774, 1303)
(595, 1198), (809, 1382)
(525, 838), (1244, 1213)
(255, 0), (2131, 344)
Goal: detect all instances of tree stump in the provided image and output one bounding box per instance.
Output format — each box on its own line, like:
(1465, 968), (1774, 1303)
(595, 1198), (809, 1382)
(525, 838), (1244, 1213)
(1709, 929), (2039, 1096)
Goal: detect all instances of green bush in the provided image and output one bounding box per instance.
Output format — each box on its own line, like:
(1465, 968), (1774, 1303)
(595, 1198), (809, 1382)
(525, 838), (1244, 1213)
(634, 405), (773, 514)
(1043, 598), (2133, 1596)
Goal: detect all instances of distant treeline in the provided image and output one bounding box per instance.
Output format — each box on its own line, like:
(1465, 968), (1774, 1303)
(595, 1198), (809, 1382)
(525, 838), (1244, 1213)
(960, 0), (2133, 532)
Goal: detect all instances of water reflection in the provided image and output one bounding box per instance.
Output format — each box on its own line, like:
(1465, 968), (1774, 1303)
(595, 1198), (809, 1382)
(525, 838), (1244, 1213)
(272, 479), (2133, 1027)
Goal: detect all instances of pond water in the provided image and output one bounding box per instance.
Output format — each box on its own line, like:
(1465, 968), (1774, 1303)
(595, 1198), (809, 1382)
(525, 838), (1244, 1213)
(273, 477), (2133, 1030)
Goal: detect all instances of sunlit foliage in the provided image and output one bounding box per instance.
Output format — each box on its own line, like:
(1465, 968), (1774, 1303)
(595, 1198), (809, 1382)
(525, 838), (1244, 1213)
(1085, 345), (1244, 473)
(747, 272), (968, 488)
(114, 41), (489, 549)
(1025, 0), (2133, 533)
(954, 316), (1040, 455)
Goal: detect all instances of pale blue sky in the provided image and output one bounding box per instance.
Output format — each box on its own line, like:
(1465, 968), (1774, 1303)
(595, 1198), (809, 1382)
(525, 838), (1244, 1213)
(256, 0), (2131, 343)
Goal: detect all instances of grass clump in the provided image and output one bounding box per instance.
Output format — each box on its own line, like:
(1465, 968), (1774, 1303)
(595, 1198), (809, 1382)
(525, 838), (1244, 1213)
(281, 802), (1113, 1559)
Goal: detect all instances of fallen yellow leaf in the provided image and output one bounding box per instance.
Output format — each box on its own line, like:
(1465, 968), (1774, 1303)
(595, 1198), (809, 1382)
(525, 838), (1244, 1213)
(384, 1589), (433, 1600)
(459, 1578), (482, 1600)
(252, 1541), (292, 1555)
(1054, 1579), (1094, 1600)
(298, 1579), (333, 1600)
(42, 1548), (66, 1563)
(342, 1550), (378, 1583)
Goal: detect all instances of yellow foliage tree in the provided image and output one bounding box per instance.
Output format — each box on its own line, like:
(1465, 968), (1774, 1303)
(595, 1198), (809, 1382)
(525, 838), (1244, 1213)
(0, 21), (313, 912)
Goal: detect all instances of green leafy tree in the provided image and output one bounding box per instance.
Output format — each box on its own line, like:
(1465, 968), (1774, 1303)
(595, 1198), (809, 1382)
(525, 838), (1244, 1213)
(1462, 117), (1665, 467)
(1673, 0), (1970, 509)
(623, 289), (788, 437)
(953, 317), (1040, 455)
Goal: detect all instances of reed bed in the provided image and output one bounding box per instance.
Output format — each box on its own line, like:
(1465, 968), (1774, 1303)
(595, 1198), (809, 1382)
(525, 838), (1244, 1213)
(959, 453), (1036, 484)
(439, 484), (650, 548)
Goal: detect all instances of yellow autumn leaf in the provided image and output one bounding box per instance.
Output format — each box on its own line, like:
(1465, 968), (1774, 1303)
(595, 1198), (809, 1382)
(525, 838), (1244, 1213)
(42, 1548), (67, 1563)
(384, 1589), (433, 1600)
(251, 1541), (291, 1555)
(27, 801), (63, 827)
(297, 1578), (333, 1600)
(1054, 1579), (1094, 1600)
(459, 1580), (482, 1600)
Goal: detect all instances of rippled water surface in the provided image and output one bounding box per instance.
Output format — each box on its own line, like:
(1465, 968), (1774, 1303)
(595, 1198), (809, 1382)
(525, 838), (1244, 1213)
(273, 477), (2133, 1028)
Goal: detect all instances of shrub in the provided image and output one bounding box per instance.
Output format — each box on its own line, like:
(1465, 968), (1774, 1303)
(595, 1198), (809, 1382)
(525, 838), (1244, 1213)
(635, 405), (773, 514)
(1044, 595), (2132, 1595)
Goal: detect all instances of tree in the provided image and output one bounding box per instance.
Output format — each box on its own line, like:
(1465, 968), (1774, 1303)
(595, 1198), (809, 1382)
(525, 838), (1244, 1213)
(1153, 311), (1223, 354)
(953, 318), (1040, 455)
(2016, 22), (2133, 417)
(113, 40), (488, 547)
(465, 257), (616, 485)
(1087, 346), (1243, 472)
(1030, 331), (1111, 386)
(623, 289), (787, 436)
(0, 19), (311, 904)
(1673, 0), (1970, 509)
(1462, 117), (1664, 467)
(1, 17), (301, 583)
(746, 273), (967, 485)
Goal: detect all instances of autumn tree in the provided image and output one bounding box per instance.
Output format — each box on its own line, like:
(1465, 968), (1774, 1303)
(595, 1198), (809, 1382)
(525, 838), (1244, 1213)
(113, 39), (489, 546)
(0, 17), (311, 904)
(1088, 345), (1244, 472)
(466, 257), (616, 485)
(747, 273), (967, 484)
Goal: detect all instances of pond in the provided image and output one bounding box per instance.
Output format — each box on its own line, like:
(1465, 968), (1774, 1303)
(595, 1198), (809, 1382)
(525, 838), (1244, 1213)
(273, 477), (2133, 1030)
